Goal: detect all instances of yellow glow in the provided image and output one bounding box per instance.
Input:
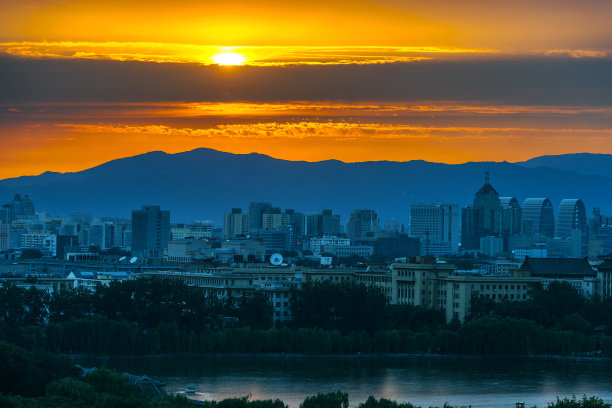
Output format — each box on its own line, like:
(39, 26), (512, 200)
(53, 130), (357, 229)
(0, 42), (496, 66)
(211, 51), (247, 66)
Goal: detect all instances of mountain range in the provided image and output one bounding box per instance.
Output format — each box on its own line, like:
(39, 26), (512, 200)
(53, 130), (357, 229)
(1, 149), (611, 224)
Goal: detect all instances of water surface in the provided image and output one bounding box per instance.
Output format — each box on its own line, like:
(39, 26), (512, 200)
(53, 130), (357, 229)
(91, 356), (612, 408)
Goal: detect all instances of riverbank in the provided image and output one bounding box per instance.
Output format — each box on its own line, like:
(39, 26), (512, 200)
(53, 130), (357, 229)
(63, 351), (612, 364)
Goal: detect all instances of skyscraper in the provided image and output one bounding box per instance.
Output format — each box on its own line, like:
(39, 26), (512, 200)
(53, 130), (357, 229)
(305, 210), (341, 237)
(500, 197), (522, 236)
(556, 199), (588, 239)
(224, 208), (250, 238)
(248, 202), (272, 234)
(410, 203), (460, 254)
(1, 194), (35, 224)
(347, 209), (381, 242)
(461, 171), (501, 250)
(522, 198), (554, 237)
(131, 205), (170, 258)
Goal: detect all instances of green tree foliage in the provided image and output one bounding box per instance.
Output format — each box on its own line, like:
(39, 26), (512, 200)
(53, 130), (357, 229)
(92, 276), (224, 332)
(383, 305), (445, 331)
(301, 391), (349, 408)
(359, 396), (417, 408)
(547, 396), (611, 408)
(239, 292), (274, 329)
(0, 341), (78, 397)
(290, 282), (387, 332)
(201, 396), (288, 408)
(0, 284), (49, 327)
(49, 287), (94, 323)
(469, 281), (599, 330)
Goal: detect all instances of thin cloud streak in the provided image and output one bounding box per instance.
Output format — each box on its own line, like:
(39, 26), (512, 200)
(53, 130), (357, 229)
(5, 102), (612, 119)
(54, 122), (612, 139)
(0, 42), (495, 66)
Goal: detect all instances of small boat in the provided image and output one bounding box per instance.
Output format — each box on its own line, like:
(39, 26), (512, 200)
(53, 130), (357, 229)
(185, 384), (196, 394)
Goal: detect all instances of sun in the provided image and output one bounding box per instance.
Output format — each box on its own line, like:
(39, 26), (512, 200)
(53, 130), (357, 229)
(211, 52), (247, 66)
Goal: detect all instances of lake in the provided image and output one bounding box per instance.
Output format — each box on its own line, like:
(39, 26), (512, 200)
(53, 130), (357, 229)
(89, 355), (612, 408)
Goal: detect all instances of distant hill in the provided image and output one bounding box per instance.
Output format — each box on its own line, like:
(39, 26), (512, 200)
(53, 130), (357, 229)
(516, 153), (612, 177)
(0, 149), (610, 223)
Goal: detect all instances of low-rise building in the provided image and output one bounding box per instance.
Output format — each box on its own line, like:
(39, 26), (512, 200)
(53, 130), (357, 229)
(518, 257), (597, 297)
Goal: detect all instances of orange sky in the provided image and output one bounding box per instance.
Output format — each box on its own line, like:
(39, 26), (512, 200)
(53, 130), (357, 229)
(1, 0), (612, 179)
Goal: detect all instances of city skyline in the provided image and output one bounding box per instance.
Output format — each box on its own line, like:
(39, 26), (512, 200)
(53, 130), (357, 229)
(2, 1), (612, 178)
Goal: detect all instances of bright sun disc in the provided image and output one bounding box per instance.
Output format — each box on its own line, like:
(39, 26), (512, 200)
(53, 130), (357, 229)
(211, 52), (247, 66)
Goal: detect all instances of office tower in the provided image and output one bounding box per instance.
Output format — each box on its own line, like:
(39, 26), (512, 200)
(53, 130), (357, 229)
(305, 210), (341, 237)
(224, 208), (250, 238)
(248, 202), (272, 234)
(0, 221), (8, 251)
(410, 203), (460, 254)
(347, 209), (381, 242)
(500, 197), (522, 236)
(461, 172), (501, 250)
(131, 205), (170, 258)
(89, 222), (106, 250)
(522, 198), (554, 237)
(556, 199), (588, 256)
(500, 197), (522, 251)
(1, 194), (35, 224)
(556, 199), (588, 238)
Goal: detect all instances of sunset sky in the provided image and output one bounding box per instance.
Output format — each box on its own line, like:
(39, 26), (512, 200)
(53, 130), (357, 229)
(2, 0), (612, 179)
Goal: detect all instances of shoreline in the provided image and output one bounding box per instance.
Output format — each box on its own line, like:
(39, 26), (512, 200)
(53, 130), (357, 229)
(64, 352), (612, 364)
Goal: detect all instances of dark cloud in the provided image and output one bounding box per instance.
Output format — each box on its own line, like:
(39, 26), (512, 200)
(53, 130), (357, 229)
(1, 56), (612, 105)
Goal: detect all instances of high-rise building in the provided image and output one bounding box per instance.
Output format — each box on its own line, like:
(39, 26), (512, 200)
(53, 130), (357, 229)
(248, 202), (273, 234)
(383, 219), (404, 233)
(131, 205), (170, 258)
(0, 221), (8, 251)
(305, 210), (341, 237)
(461, 172), (501, 250)
(500, 197), (522, 251)
(89, 222), (106, 250)
(224, 208), (250, 238)
(410, 203), (460, 254)
(1, 194), (35, 224)
(556, 199), (588, 238)
(347, 209), (381, 242)
(56, 235), (79, 260)
(522, 198), (554, 237)
(556, 199), (588, 256)
(500, 197), (522, 236)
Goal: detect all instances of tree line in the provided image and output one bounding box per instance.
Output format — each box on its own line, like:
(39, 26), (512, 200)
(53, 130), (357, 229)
(469, 281), (612, 335)
(2, 277), (612, 356)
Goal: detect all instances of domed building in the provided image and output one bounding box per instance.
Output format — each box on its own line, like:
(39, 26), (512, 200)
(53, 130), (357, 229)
(461, 171), (502, 250)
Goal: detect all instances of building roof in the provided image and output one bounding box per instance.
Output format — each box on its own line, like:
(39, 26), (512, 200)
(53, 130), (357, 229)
(520, 257), (595, 277)
(476, 182), (498, 196)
